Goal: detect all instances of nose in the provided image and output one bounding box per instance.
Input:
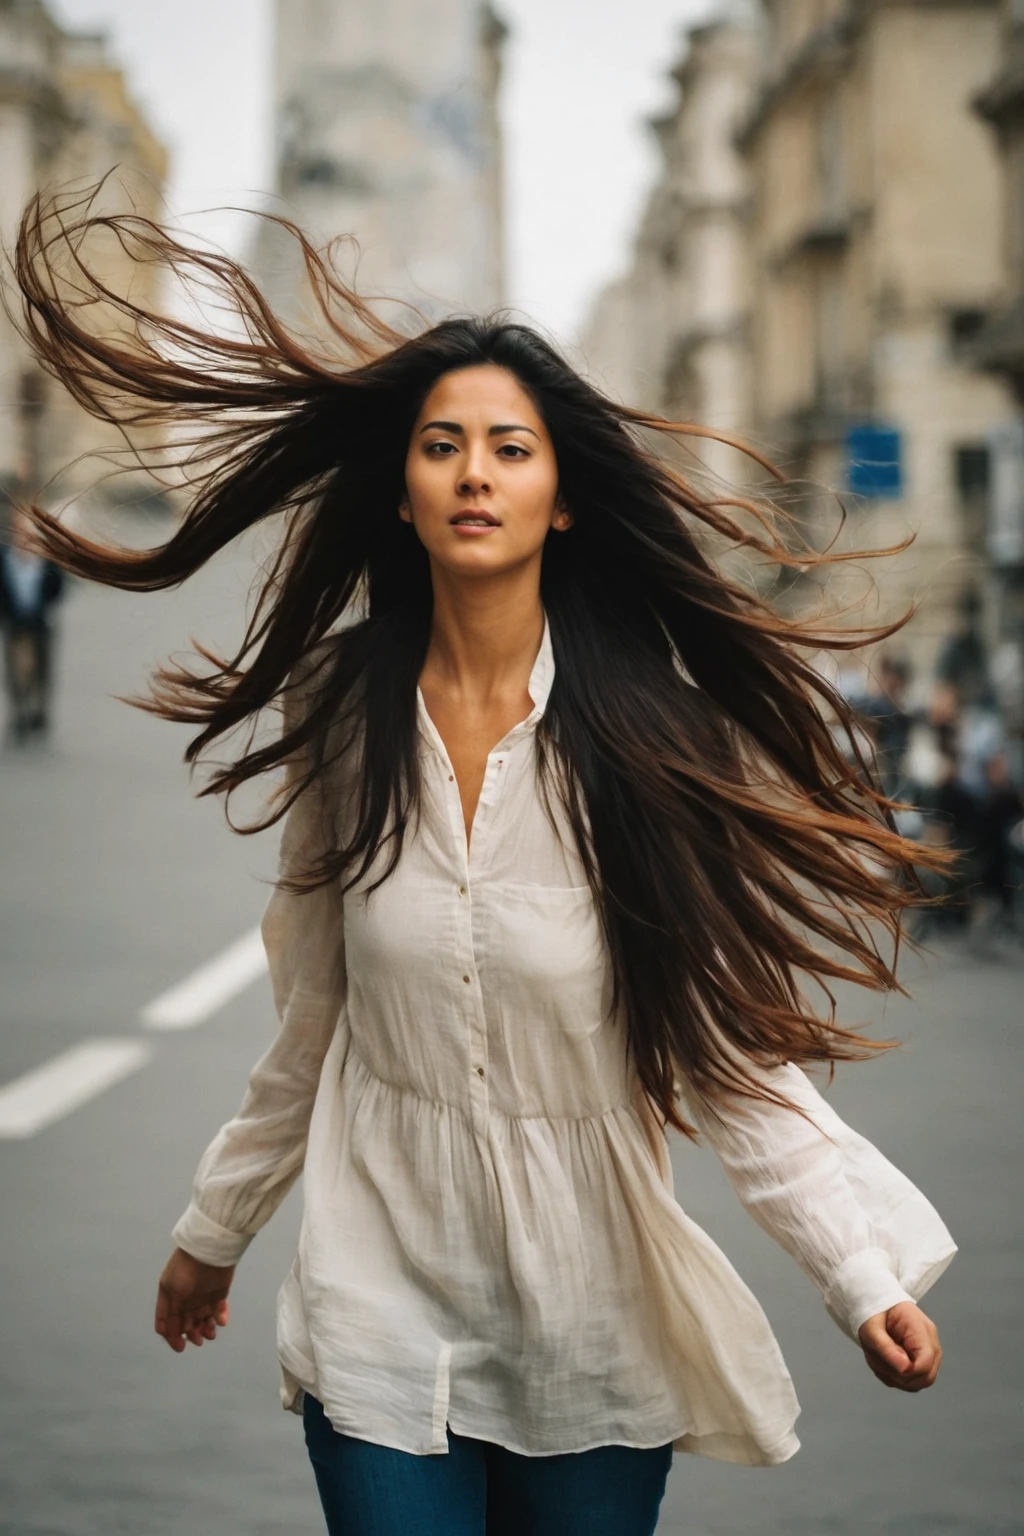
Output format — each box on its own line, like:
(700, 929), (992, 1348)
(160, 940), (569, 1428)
(457, 444), (492, 497)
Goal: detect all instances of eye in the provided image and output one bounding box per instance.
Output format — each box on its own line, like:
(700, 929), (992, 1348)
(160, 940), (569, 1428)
(497, 443), (529, 459)
(425, 440), (458, 456)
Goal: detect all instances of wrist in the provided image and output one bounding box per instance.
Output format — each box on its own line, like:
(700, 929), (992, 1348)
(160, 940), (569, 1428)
(171, 1201), (253, 1267)
(825, 1248), (915, 1339)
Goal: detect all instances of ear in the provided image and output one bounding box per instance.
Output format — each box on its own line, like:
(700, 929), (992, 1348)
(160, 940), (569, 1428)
(398, 494), (413, 525)
(552, 494), (573, 532)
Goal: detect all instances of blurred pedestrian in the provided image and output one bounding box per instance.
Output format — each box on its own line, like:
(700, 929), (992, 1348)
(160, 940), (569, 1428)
(936, 588), (989, 706)
(973, 752), (1024, 931)
(926, 679), (961, 762)
(0, 501), (65, 744)
(855, 652), (913, 799)
(957, 696), (1006, 802)
(917, 753), (979, 929)
(14, 191), (954, 1536)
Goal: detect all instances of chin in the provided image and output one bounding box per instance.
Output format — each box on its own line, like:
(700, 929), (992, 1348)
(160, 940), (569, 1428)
(433, 546), (515, 577)
(446, 562), (513, 582)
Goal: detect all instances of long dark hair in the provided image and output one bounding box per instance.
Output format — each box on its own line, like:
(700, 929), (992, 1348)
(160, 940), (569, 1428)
(11, 185), (942, 1133)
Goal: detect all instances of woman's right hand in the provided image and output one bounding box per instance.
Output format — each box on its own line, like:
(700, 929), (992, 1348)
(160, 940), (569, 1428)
(155, 1247), (235, 1353)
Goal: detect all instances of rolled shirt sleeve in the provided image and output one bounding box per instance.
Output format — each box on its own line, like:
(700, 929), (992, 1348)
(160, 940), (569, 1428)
(172, 719), (347, 1268)
(680, 1057), (957, 1340)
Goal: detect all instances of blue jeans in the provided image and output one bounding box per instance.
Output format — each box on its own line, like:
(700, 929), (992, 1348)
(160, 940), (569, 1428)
(303, 1395), (674, 1536)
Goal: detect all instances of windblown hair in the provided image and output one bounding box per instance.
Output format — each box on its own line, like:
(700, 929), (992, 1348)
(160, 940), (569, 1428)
(11, 184), (943, 1133)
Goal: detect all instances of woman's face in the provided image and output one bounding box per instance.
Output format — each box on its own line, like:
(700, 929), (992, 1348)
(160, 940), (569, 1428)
(401, 364), (569, 581)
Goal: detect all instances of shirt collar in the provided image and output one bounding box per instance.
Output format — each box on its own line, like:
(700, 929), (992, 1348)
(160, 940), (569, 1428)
(524, 610), (555, 722)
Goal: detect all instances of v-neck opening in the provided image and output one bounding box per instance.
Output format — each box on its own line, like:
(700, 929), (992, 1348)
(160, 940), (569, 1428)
(415, 696), (521, 865)
(413, 614), (556, 863)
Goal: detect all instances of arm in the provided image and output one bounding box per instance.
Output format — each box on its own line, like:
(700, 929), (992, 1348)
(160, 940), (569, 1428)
(169, 782), (347, 1268)
(679, 1056), (955, 1381)
(156, 692), (347, 1351)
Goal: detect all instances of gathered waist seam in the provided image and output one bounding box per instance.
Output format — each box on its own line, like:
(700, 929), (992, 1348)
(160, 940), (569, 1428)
(345, 1040), (633, 1126)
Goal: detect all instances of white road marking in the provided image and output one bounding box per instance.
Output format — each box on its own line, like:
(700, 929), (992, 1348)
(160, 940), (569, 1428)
(0, 1038), (153, 1140)
(0, 928), (268, 1140)
(140, 926), (267, 1030)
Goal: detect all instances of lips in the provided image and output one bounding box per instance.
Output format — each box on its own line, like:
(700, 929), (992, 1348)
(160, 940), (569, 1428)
(450, 510), (500, 526)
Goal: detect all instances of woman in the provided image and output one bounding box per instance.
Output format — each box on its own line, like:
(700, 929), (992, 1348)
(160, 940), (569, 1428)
(14, 191), (954, 1536)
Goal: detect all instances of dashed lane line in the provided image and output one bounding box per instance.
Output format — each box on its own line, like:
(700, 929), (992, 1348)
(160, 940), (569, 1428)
(0, 927), (268, 1139)
(0, 1038), (153, 1139)
(140, 926), (267, 1030)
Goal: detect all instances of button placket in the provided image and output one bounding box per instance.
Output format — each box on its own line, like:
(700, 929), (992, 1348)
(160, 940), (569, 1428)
(436, 733), (518, 1124)
(447, 780), (487, 1117)
(461, 740), (519, 1115)
(461, 957), (489, 1103)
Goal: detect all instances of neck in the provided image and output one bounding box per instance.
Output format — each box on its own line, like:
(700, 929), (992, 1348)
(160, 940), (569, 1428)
(423, 564), (544, 704)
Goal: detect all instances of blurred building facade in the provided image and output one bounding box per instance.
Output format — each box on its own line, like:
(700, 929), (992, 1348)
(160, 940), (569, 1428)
(584, 0), (1021, 701)
(257, 0), (506, 325)
(745, 0), (1016, 673)
(584, 12), (758, 479)
(0, 0), (168, 513)
(973, 0), (1024, 743)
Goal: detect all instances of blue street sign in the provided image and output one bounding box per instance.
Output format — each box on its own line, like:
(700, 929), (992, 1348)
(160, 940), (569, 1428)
(846, 424), (902, 499)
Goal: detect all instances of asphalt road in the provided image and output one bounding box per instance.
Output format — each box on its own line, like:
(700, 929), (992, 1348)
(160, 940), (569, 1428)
(1, 524), (1021, 1535)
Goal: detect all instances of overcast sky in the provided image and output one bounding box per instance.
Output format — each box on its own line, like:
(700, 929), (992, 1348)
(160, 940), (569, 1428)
(50, 0), (713, 343)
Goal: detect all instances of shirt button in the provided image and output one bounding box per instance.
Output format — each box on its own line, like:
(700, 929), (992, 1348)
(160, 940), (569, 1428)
(476, 1066), (486, 1079)
(448, 774), (454, 782)
(462, 974), (471, 984)
(458, 885), (466, 897)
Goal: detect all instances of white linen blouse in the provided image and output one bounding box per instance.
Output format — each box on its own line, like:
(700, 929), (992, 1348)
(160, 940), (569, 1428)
(172, 617), (956, 1466)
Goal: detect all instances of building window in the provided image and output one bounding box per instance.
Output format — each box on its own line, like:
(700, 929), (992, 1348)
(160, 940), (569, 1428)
(816, 95), (846, 222)
(948, 309), (988, 355)
(815, 262), (846, 406)
(1009, 138), (1024, 278)
(292, 156), (373, 193)
(663, 342), (699, 420)
(954, 442), (991, 551)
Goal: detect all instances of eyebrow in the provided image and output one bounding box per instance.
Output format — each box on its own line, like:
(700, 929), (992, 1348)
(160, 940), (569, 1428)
(418, 419), (540, 440)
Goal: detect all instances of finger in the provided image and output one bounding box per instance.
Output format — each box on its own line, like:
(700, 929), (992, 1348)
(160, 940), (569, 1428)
(161, 1306), (185, 1348)
(862, 1334), (915, 1384)
(214, 1299), (230, 1327)
(891, 1320), (927, 1361)
(201, 1316), (217, 1340)
(868, 1350), (936, 1392)
(905, 1328), (940, 1373)
(905, 1339), (938, 1374)
(164, 1323), (187, 1353)
(888, 1305), (940, 1360)
(861, 1322), (911, 1375)
(155, 1282), (184, 1337)
(901, 1347), (942, 1389)
(864, 1353), (904, 1389)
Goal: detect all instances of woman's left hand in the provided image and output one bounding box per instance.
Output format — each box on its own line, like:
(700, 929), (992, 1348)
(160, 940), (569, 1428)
(858, 1301), (943, 1391)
